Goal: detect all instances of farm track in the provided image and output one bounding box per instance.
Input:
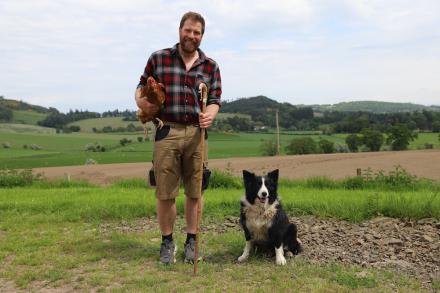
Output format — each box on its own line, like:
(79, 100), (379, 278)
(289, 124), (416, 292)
(34, 149), (440, 185)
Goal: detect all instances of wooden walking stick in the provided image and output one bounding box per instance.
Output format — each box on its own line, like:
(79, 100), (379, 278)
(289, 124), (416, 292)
(194, 82), (208, 274)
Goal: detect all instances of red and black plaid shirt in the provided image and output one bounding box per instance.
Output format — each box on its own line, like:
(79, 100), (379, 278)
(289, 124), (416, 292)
(138, 43), (222, 124)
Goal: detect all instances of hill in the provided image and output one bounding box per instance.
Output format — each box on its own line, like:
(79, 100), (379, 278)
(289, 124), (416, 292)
(307, 101), (440, 113)
(0, 96), (52, 114)
(0, 96), (52, 125)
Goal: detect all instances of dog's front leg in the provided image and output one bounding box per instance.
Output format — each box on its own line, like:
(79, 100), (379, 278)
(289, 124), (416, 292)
(238, 241), (253, 262)
(269, 227), (287, 265)
(275, 245), (286, 265)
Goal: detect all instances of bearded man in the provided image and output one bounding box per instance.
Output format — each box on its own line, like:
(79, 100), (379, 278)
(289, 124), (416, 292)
(135, 11), (222, 264)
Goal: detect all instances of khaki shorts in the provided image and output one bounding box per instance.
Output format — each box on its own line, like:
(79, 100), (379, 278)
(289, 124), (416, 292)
(153, 122), (207, 200)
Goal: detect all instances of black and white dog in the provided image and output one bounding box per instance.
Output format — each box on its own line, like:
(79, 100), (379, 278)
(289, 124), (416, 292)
(238, 169), (301, 265)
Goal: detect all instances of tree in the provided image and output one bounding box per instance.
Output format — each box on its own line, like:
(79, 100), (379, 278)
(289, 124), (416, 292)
(318, 139), (334, 153)
(432, 121), (440, 133)
(361, 128), (384, 151)
(0, 106), (13, 122)
(260, 139), (277, 156)
(386, 124), (418, 151)
(345, 134), (362, 152)
(285, 137), (317, 155)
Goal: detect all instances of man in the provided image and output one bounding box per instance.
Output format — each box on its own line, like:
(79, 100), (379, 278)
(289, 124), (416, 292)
(135, 11), (221, 264)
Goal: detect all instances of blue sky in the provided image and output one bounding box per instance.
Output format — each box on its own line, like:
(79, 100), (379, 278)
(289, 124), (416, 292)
(1, 0), (439, 112)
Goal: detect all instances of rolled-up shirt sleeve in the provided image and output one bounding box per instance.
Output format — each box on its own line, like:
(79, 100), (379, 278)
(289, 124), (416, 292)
(208, 63), (222, 107)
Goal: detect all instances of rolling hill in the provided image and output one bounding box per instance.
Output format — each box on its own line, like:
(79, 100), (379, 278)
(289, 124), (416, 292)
(305, 101), (440, 113)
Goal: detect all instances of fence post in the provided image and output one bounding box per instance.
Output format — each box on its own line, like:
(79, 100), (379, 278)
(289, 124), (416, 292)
(356, 168), (362, 177)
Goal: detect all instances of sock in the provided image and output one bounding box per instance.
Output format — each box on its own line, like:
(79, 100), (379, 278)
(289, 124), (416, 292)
(185, 233), (196, 244)
(162, 233), (173, 242)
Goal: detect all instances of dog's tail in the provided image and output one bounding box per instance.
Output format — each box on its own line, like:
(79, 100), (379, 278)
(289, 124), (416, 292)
(285, 223), (302, 255)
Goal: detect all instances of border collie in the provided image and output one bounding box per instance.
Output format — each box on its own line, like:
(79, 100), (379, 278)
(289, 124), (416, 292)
(238, 169), (301, 265)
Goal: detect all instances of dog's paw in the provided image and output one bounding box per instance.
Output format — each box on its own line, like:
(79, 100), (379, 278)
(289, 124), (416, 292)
(276, 255), (286, 265)
(238, 254), (248, 262)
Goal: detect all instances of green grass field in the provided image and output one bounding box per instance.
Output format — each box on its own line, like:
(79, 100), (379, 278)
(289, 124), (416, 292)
(0, 183), (437, 292)
(67, 117), (145, 133)
(0, 123), (56, 134)
(11, 110), (48, 125)
(1, 124), (439, 169)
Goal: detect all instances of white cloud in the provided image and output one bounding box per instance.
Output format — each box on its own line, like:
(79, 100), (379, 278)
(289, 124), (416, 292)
(1, 0), (439, 112)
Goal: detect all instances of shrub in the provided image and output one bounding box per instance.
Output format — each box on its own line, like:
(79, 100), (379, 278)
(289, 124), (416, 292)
(209, 169), (242, 189)
(386, 124), (417, 151)
(120, 138), (132, 146)
(285, 137), (317, 155)
(68, 125), (81, 132)
(424, 143), (433, 149)
(373, 165), (418, 189)
(342, 176), (365, 189)
(345, 134), (362, 152)
(0, 169), (42, 187)
(85, 143), (105, 152)
(361, 128), (384, 151)
(334, 144), (349, 153)
(137, 136), (144, 143)
(260, 139), (277, 156)
(318, 139), (334, 154)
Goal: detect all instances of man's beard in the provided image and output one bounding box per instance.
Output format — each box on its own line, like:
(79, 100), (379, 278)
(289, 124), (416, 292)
(180, 37), (200, 54)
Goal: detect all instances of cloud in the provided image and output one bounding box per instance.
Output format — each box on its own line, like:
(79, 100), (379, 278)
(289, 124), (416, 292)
(1, 0), (439, 112)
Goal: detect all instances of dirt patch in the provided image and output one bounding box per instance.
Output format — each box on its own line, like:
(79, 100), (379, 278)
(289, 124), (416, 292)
(99, 215), (440, 289)
(34, 150), (440, 185)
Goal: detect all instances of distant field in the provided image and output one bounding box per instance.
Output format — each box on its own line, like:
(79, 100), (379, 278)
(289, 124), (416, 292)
(72, 115), (254, 133)
(411, 132), (440, 149)
(216, 112), (252, 120)
(0, 126), (438, 169)
(0, 123), (55, 134)
(11, 110), (47, 125)
(67, 117), (148, 132)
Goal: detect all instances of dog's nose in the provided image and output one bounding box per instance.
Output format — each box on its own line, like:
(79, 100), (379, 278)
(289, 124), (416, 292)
(261, 191), (267, 198)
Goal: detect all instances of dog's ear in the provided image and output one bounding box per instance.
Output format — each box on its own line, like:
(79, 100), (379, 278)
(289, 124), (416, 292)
(243, 170), (255, 181)
(267, 169), (279, 182)
(242, 170), (255, 191)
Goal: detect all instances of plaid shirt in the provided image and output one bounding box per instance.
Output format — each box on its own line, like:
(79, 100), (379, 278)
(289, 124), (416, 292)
(138, 43), (222, 124)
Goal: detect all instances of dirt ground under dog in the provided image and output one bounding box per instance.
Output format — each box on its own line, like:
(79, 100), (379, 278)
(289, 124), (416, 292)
(34, 149), (440, 185)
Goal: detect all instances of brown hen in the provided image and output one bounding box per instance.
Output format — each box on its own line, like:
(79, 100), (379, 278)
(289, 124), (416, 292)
(136, 76), (166, 134)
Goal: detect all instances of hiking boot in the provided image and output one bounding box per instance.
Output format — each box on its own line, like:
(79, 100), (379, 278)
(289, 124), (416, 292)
(159, 239), (177, 264)
(184, 238), (202, 263)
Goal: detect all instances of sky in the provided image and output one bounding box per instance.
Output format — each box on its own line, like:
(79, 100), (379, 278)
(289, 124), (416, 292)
(1, 0), (439, 113)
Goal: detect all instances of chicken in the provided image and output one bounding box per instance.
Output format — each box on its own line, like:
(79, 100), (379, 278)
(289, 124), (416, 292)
(136, 76), (166, 135)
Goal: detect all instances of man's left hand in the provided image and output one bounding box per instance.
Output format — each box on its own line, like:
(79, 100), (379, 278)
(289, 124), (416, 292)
(199, 112), (214, 128)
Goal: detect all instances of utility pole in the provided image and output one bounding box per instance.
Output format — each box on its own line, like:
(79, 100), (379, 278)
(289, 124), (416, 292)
(276, 109), (280, 155)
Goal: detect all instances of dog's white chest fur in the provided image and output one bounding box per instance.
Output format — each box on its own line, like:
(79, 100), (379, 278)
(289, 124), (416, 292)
(242, 197), (278, 241)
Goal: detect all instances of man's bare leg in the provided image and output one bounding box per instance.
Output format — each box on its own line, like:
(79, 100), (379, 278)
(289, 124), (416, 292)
(157, 198), (176, 235)
(185, 197), (203, 234)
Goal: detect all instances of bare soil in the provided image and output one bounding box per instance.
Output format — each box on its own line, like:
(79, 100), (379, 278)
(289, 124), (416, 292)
(34, 149), (440, 185)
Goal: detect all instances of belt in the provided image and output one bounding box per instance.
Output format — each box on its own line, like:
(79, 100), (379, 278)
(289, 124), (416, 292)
(161, 121), (200, 128)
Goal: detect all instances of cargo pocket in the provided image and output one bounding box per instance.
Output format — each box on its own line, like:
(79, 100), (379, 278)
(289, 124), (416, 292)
(155, 125), (170, 141)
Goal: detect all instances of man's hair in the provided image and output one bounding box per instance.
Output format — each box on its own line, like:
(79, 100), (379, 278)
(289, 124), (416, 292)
(179, 11), (205, 35)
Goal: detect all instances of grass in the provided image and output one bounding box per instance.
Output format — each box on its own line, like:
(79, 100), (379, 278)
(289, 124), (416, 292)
(1, 127), (439, 169)
(0, 123), (55, 134)
(11, 110), (48, 125)
(0, 184), (435, 292)
(66, 117), (144, 133)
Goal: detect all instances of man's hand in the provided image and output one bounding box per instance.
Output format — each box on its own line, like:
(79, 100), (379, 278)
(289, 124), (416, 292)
(199, 104), (219, 128)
